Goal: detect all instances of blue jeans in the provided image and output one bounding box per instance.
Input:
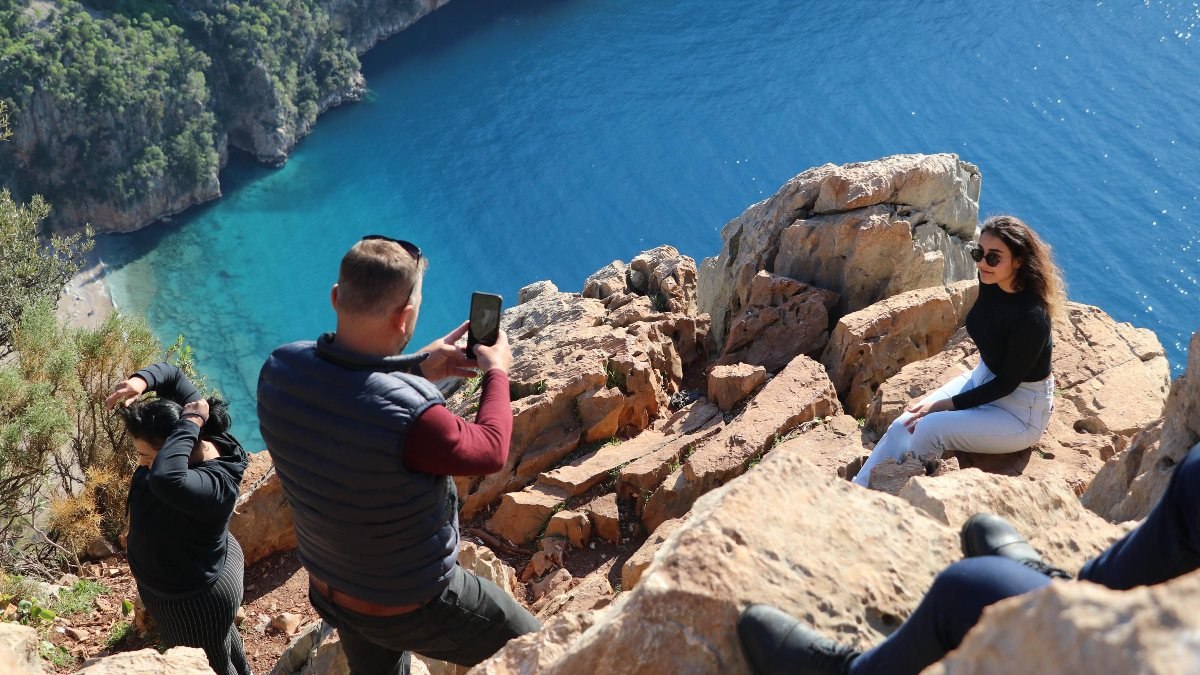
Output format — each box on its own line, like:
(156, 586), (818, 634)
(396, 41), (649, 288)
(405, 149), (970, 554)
(853, 362), (1054, 487)
(851, 444), (1200, 675)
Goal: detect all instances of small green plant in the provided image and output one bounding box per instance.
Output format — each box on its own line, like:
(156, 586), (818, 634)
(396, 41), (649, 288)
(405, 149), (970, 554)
(39, 641), (76, 669)
(604, 360), (628, 393)
(122, 598), (134, 616)
(856, 417), (866, 428)
(105, 620), (132, 648)
(18, 599), (57, 623)
(51, 579), (110, 616)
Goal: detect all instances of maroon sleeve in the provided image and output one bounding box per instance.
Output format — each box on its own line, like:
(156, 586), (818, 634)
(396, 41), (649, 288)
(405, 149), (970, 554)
(403, 369), (512, 476)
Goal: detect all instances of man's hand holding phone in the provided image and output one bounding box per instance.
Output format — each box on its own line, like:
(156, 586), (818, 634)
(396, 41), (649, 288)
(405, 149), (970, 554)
(472, 330), (512, 375)
(416, 321), (478, 381)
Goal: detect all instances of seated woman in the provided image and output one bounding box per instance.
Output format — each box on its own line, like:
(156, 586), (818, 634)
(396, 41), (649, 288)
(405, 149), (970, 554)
(852, 215), (1064, 487)
(106, 363), (251, 675)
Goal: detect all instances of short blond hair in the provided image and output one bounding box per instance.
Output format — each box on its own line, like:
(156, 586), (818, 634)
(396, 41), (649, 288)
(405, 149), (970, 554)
(336, 239), (427, 315)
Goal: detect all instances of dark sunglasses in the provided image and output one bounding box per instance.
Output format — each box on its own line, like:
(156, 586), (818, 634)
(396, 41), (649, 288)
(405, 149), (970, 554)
(968, 243), (1002, 268)
(362, 235), (422, 262)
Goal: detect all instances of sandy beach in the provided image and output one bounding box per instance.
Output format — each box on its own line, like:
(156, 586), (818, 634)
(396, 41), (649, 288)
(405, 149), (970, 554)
(57, 247), (116, 331)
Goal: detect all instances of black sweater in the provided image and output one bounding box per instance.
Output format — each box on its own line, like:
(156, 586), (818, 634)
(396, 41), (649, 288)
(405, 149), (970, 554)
(126, 363), (248, 598)
(951, 280), (1053, 411)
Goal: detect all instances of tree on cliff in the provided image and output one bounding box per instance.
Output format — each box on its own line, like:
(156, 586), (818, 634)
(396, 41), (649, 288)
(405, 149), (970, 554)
(0, 189), (93, 353)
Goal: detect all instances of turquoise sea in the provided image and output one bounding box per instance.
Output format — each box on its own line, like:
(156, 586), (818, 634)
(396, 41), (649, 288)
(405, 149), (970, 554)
(100, 0), (1200, 449)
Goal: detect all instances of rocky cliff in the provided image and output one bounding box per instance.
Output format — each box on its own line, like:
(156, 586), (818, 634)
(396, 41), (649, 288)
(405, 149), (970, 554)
(0, 0), (449, 234)
(5, 153), (1190, 673)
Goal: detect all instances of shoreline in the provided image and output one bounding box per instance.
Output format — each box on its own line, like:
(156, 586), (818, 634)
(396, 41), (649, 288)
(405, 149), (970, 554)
(57, 247), (115, 331)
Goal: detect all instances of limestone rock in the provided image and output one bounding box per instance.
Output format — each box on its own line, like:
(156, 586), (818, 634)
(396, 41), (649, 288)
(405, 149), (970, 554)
(707, 363), (767, 412)
(518, 280), (558, 304)
(865, 303), (1169, 497)
(583, 493), (621, 544)
(621, 517), (683, 591)
(0, 623), (42, 674)
(1083, 329), (1200, 521)
(272, 612), (303, 636)
(530, 568), (574, 605)
(698, 153), (979, 343)
(485, 485), (568, 545)
(900, 468), (1129, 571)
(458, 541), (522, 602)
(453, 257), (708, 519)
(768, 414), (869, 479)
(582, 261), (628, 302)
(545, 510), (592, 548)
(867, 455), (930, 495)
(77, 647), (214, 673)
(717, 271), (838, 373)
(926, 569), (1200, 675)
(534, 562), (616, 618)
(628, 245), (699, 315)
(475, 446), (960, 673)
(642, 354), (840, 532)
(822, 280), (977, 417)
(230, 453), (298, 567)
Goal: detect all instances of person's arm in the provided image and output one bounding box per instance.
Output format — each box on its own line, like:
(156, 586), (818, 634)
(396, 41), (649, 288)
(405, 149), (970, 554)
(146, 402), (236, 515)
(404, 369), (512, 475)
(951, 308), (1051, 410)
(132, 363), (202, 406)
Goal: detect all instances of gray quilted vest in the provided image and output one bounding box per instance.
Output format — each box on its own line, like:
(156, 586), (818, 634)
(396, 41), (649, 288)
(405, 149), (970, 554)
(258, 333), (458, 605)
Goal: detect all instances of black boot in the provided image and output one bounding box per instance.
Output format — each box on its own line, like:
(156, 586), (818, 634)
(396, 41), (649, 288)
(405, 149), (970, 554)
(960, 513), (1072, 579)
(737, 604), (861, 675)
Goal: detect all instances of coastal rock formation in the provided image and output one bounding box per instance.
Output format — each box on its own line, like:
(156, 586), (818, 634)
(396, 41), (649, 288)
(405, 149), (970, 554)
(76, 647), (214, 674)
(474, 446), (961, 674)
(697, 153), (980, 343)
(822, 279), (978, 417)
(864, 303), (1170, 496)
(715, 271), (839, 373)
(1083, 329), (1200, 521)
(1, 1), (451, 233)
(706, 363), (766, 411)
(451, 247), (708, 521)
(0, 624), (41, 674)
(926, 569), (1200, 675)
(230, 453), (298, 567)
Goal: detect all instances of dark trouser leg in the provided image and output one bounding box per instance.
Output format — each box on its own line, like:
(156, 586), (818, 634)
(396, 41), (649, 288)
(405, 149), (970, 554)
(309, 587), (408, 675)
(1079, 444), (1200, 589)
(850, 557), (1050, 675)
(139, 537), (249, 675)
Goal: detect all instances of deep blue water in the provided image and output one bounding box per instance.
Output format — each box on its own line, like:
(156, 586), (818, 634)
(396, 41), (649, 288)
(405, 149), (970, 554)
(100, 0), (1200, 450)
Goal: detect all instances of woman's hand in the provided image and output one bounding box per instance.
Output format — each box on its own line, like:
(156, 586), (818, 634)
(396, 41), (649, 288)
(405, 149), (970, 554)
(181, 399), (210, 427)
(105, 377), (147, 410)
(903, 398), (954, 433)
(417, 321), (481, 381)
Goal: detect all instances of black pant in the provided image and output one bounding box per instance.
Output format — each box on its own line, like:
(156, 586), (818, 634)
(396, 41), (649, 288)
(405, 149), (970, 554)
(851, 444), (1200, 674)
(309, 565), (541, 675)
(139, 536), (251, 675)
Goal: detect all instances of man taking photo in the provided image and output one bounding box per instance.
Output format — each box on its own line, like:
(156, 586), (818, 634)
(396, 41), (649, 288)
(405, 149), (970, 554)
(258, 236), (539, 674)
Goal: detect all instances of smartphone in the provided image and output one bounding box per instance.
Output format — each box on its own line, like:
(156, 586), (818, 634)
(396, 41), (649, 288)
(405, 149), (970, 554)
(466, 292), (503, 360)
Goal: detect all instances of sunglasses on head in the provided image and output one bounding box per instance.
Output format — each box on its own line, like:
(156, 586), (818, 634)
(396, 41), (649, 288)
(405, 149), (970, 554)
(968, 243), (1002, 268)
(361, 235), (422, 262)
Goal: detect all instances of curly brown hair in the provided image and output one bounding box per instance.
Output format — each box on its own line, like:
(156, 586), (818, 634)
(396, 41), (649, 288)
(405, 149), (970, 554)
(980, 215), (1068, 323)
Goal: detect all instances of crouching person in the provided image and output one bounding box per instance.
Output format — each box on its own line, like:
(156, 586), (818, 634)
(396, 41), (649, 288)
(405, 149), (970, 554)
(258, 236), (539, 675)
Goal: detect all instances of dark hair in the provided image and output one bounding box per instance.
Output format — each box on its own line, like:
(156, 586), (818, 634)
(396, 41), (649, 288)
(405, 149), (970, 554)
(119, 397), (231, 448)
(980, 215), (1067, 323)
(337, 239), (428, 315)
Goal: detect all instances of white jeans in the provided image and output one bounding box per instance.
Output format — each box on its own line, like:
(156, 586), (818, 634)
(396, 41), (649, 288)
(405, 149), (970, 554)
(851, 362), (1054, 487)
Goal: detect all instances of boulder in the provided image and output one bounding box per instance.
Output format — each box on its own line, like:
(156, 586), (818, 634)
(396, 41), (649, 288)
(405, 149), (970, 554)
(582, 261), (628, 302)
(517, 280), (558, 305)
(474, 446), (960, 674)
(485, 485), (568, 546)
(230, 453), (298, 567)
(698, 153), (979, 343)
(458, 541), (522, 601)
(642, 354), (840, 532)
(706, 363), (766, 412)
(582, 493), (621, 544)
(926, 568), (1200, 675)
(767, 414), (869, 479)
(628, 245), (699, 314)
(534, 562), (616, 618)
(620, 517), (683, 591)
(865, 303), (1170, 497)
(0, 623), (41, 674)
(545, 510), (592, 548)
(899, 468), (1130, 572)
(822, 280), (977, 417)
(452, 252), (709, 520)
(716, 271), (838, 373)
(1083, 329), (1200, 521)
(77, 647), (214, 674)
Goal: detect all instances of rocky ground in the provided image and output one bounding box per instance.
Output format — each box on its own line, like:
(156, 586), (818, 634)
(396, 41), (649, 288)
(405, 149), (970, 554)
(3, 152), (1196, 673)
